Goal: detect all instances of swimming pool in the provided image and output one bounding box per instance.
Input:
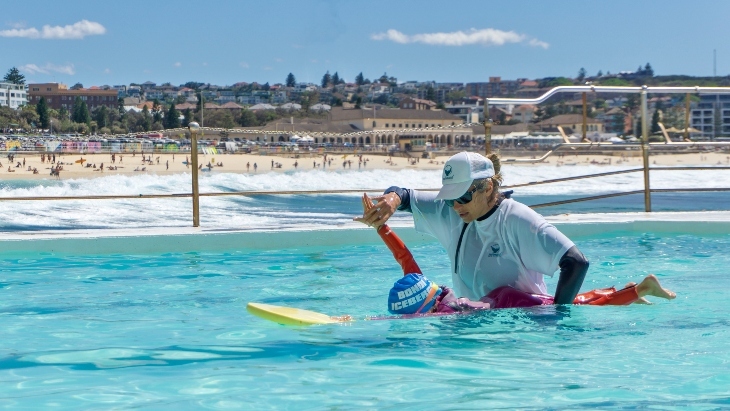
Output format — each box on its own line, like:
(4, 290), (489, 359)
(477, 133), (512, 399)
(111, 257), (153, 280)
(1, 221), (728, 409)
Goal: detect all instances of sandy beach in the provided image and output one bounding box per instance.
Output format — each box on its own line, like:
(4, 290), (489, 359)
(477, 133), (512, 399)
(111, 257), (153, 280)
(1, 150), (729, 180)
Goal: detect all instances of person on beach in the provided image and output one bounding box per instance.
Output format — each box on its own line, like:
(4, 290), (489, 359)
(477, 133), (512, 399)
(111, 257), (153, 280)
(356, 151), (589, 305)
(356, 193), (675, 315)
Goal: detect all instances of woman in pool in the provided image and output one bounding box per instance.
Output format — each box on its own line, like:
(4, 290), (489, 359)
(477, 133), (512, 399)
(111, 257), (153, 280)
(357, 193), (676, 315)
(359, 151), (589, 306)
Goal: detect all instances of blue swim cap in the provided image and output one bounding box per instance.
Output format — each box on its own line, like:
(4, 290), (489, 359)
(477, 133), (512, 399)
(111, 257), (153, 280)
(388, 274), (442, 314)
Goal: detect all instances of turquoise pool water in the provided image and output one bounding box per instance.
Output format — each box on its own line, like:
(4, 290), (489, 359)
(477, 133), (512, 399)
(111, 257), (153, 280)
(1, 229), (729, 409)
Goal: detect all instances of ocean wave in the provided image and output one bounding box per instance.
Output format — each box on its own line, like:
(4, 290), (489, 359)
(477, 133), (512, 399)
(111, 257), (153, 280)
(0, 165), (728, 231)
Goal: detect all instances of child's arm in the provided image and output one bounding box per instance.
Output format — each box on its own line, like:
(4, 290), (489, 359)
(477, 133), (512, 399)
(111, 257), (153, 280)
(356, 193), (423, 276)
(376, 225), (422, 276)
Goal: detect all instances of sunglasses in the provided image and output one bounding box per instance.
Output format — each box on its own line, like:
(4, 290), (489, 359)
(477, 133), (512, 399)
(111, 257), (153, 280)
(445, 185), (482, 207)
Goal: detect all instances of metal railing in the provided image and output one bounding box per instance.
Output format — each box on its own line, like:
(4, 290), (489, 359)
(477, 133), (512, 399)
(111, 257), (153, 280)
(485, 85), (730, 212)
(2, 86), (730, 226)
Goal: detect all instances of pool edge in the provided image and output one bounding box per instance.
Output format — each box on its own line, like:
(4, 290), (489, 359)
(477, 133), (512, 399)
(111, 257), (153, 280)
(1, 211), (729, 254)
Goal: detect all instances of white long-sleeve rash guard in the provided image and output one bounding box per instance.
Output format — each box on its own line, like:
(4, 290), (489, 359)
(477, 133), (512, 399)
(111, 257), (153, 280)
(401, 189), (575, 300)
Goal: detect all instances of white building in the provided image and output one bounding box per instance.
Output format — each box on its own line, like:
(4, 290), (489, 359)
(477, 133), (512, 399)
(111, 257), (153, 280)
(0, 82), (28, 108)
(445, 104), (483, 123)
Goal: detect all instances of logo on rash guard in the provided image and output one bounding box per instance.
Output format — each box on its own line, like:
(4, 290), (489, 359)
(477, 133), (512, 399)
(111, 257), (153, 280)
(488, 243), (502, 257)
(443, 165), (453, 180)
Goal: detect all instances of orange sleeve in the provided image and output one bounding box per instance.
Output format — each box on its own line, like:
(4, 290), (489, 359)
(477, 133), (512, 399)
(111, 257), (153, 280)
(377, 224), (422, 276)
(574, 285), (639, 306)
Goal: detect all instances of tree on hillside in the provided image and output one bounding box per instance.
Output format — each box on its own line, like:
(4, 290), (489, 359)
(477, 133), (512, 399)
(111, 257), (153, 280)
(624, 94), (640, 113)
(239, 108), (257, 127)
(644, 63), (654, 77)
(165, 102), (180, 129)
(262, 82), (270, 91)
(634, 115), (642, 137)
(425, 86), (436, 102)
(71, 83), (84, 90)
(379, 72), (389, 84)
(141, 106), (151, 131)
(651, 109), (661, 134)
(355, 72), (365, 86)
(72, 97), (90, 124)
(300, 91), (320, 112)
(577, 67), (587, 82)
(446, 90), (465, 103)
(286, 73), (296, 87)
(596, 70), (603, 77)
(539, 77), (573, 88)
(354, 96), (362, 109)
(599, 78), (631, 87)
(374, 94), (389, 106)
(94, 105), (109, 129)
(321, 71), (332, 88)
(196, 91), (204, 113)
(182, 108), (193, 127)
(36, 97), (50, 129)
(58, 106), (69, 121)
(3, 67), (25, 84)
(117, 97), (125, 116)
(332, 72), (341, 85)
(152, 99), (163, 123)
(183, 81), (204, 89)
(544, 104), (557, 119)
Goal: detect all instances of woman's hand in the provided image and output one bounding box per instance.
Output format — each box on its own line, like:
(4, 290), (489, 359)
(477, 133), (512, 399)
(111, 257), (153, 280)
(353, 192), (401, 229)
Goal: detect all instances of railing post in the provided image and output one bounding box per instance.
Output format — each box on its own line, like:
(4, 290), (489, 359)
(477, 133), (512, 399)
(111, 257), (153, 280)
(640, 86), (652, 212)
(188, 122), (201, 227)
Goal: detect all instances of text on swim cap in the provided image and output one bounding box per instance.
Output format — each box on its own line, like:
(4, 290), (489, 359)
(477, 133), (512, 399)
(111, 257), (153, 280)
(391, 279), (430, 311)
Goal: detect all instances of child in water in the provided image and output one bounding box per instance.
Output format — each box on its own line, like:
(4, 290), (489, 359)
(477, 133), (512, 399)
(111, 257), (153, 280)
(356, 193), (676, 315)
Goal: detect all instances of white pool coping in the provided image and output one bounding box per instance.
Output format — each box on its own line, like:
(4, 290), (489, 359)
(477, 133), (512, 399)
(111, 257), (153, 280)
(1, 211), (729, 254)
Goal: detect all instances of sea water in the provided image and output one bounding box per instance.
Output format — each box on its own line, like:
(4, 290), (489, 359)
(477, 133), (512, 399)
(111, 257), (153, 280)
(0, 230), (728, 409)
(0, 164), (730, 231)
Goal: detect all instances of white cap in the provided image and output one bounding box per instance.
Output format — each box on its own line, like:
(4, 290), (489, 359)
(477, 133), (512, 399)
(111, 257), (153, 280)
(435, 152), (495, 200)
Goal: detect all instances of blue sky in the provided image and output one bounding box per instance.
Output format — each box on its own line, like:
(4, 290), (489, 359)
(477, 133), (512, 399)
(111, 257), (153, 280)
(3, 0), (730, 87)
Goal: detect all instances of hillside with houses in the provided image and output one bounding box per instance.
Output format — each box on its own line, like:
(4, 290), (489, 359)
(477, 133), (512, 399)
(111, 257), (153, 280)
(4, 64), (730, 146)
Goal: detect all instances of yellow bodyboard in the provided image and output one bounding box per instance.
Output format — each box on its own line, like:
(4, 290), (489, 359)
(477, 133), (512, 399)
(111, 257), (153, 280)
(247, 302), (347, 326)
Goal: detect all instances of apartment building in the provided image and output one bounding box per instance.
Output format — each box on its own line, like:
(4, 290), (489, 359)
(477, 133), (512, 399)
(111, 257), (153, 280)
(691, 94), (730, 139)
(465, 77), (520, 98)
(28, 83), (118, 111)
(0, 82), (28, 108)
(27, 83), (117, 111)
